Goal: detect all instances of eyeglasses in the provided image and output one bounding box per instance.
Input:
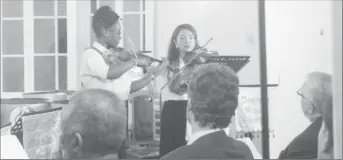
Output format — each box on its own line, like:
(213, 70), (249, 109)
(297, 90), (316, 108)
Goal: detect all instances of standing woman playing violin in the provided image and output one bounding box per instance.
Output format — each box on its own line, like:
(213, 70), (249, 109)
(159, 24), (202, 157)
(80, 6), (165, 100)
(79, 6), (166, 158)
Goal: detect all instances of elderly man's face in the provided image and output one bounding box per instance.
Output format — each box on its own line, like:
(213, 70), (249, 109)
(298, 80), (318, 121)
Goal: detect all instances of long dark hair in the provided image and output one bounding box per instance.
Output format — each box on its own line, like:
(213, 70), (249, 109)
(167, 24), (200, 62)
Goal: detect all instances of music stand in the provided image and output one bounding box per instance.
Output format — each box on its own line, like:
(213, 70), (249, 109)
(205, 55), (250, 72)
(179, 55), (250, 89)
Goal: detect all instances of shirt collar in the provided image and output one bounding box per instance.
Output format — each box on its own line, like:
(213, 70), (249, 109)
(187, 128), (223, 145)
(92, 41), (109, 54)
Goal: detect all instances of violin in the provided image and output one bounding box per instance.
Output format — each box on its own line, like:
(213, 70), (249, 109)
(182, 48), (219, 67)
(167, 37), (217, 95)
(106, 47), (165, 71)
(112, 47), (150, 68)
(112, 47), (178, 73)
(167, 48), (219, 94)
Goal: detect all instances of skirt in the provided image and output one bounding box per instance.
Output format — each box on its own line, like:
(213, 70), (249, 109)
(159, 100), (188, 157)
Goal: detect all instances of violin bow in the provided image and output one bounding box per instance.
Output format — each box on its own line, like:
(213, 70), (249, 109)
(195, 37), (213, 54)
(127, 35), (155, 102)
(127, 36), (140, 60)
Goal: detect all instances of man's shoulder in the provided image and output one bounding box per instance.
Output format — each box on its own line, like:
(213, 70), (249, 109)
(232, 138), (254, 159)
(161, 140), (253, 160)
(278, 122), (321, 159)
(288, 121), (321, 148)
(160, 145), (201, 160)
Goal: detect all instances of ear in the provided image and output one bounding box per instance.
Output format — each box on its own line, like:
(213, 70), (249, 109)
(323, 128), (330, 145)
(186, 108), (194, 124)
(70, 132), (83, 153)
(101, 27), (108, 37)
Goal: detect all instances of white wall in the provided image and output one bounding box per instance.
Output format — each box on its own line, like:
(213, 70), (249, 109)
(75, 1), (91, 90)
(154, 0), (334, 158)
(331, 0), (342, 158)
(266, 1), (333, 158)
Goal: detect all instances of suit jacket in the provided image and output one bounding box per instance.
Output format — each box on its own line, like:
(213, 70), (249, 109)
(160, 130), (254, 159)
(278, 117), (322, 159)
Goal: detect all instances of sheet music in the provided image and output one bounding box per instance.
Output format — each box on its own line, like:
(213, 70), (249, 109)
(22, 110), (62, 159)
(1, 135), (29, 159)
(236, 137), (262, 159)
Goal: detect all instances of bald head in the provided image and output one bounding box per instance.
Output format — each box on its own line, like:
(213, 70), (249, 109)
(58, 89), (126, 159)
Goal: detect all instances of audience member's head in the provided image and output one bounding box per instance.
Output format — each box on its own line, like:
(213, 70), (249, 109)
(298, 72), (332, 122)
(317, 97), (334, 159)
(186, 63), (239, 132)
(55, 89), (126, 159)
(92, 6), (121, 48)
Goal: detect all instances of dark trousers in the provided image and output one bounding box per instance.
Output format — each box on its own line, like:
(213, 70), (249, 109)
(117, 100), (130, 159)
(159, 100), (188, 157)
(117, 140), (127, 159)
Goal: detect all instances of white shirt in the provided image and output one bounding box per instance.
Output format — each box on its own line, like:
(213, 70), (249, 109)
(187, 127), (231, 145)
(1, 135), (29, 159)
(79, 42), (134, 100)
(187, 129), (222, 145)
(186, 128), (262, 159)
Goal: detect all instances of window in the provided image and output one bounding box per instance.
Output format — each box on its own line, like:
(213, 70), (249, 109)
(0, 0), (77, 98)
(1, 0), (25, 95)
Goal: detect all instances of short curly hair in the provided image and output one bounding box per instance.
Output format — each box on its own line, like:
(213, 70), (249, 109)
(92, 6), (120, 38)
(60, 89), (126, 158)
(187, 63), (239, 129)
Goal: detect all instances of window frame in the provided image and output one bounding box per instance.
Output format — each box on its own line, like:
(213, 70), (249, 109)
(0, 0), (78, 98)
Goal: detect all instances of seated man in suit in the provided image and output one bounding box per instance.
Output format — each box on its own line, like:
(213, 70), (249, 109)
(52, 89), (127, 159)
(279, 72), (332, 159)
(161, 63), (253, 159)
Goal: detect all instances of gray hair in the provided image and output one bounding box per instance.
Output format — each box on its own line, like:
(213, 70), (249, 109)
(187, 63), (239, 129)
(60, 89), (126, 156)
(306, 72), (332, 113)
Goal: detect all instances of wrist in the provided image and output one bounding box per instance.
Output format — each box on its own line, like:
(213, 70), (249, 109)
(130, 59), (137, 67)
